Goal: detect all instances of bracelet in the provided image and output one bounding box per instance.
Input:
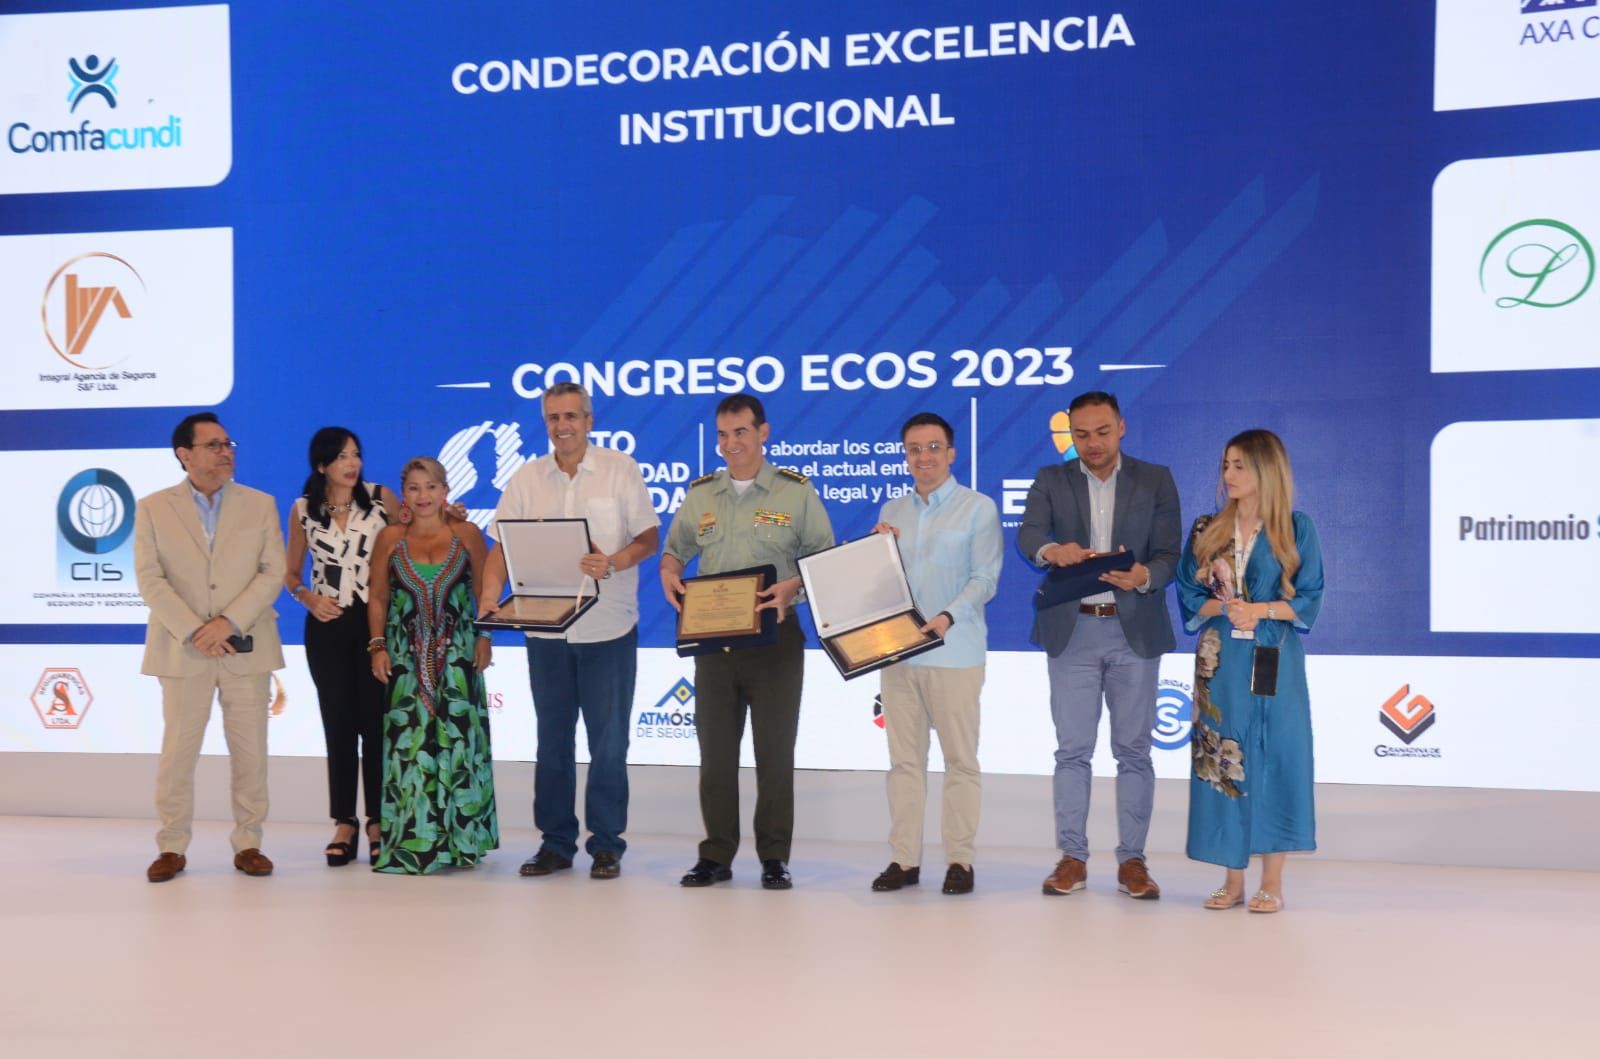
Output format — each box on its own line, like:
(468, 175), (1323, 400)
(367, 638), (386, 655)
(1267, 603), (1276, 620)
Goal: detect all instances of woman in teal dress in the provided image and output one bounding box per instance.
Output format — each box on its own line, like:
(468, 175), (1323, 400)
(1176, 430), (1323, 913)
(367, 456), (499, 874)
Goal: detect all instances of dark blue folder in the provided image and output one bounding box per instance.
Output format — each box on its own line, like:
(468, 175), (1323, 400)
(1033, 550), (1137, 610)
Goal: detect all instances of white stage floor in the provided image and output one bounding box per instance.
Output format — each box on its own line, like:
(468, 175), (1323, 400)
(1, 816), (1591, 1058)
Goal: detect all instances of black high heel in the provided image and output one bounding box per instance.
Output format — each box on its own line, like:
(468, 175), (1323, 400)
(325, 817), (359, 867)
(367, 820), (382, 865)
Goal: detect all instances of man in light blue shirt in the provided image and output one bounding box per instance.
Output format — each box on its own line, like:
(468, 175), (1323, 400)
(870, 412), (1001, 895)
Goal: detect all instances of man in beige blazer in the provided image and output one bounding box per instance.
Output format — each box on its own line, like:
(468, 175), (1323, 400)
(136, 412), (286, 882)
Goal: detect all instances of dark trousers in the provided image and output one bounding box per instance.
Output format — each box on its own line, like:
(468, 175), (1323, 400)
(524, 627), (638, 859)
(693, 616), (805, 865)
(304, 605), (385, 824)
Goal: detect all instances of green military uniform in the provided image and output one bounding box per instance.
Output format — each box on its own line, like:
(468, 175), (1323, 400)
(664, 460), (834, 866)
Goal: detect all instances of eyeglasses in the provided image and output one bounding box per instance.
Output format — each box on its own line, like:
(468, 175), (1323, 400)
(190, 439), (238, 453)
(904, 442), (948, 457)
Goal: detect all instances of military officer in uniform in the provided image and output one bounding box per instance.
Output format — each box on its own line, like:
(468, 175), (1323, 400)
(661, 393), (834, 890)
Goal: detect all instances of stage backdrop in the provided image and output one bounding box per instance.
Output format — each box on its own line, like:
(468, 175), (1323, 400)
(2, 1), (1597, 791)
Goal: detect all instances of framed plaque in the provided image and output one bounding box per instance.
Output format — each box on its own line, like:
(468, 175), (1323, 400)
(675, 564), (778, 657)
(476, 518), (599, 633)
(798, 533), (943, 680)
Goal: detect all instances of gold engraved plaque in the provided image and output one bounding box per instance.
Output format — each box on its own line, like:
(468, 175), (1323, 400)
(480, 595), (580, 629)
(832, 613), (936, 670)
(678, 573), (763, 639)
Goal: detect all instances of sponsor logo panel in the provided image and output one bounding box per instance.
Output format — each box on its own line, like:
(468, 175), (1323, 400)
(2, 448), (179, 623)
(0, 4), (231, 194)
(1433, 149), (1600, 374)
(1430, 419), (1600, 634)
(1436, 2), (1600, 112)
(30, 667), (92, 730)
(0, 227), (233, 410)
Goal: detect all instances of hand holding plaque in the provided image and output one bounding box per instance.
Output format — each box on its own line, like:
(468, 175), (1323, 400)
(675, 565), (779, 657)
(477, 518), (599, 633)
(798, 533), (944, 680)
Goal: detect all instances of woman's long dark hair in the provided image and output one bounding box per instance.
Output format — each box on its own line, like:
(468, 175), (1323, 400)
(301, 427), (376, 527)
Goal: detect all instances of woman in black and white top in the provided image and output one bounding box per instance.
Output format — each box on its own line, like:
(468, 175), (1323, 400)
(285, 427), (399, 865)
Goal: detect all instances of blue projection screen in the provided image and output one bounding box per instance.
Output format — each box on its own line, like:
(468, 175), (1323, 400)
(2, 2), (1597, 789)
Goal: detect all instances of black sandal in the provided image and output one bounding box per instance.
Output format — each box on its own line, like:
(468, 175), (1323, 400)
(367, 820), (382, 865)
(325, 817), (359, 867)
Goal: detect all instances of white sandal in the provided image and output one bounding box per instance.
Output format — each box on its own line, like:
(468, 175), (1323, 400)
(1247, 890), (1285, 914)
(1203, 887), (1244, 910)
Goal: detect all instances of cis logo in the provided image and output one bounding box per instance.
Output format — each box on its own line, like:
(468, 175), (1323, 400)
(1379, 684), (1436, 744)
(872, 693), (885, 730)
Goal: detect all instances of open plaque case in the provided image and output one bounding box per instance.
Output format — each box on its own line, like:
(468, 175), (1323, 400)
(798, 532), (943, 680)
(476, 518), (598, 633)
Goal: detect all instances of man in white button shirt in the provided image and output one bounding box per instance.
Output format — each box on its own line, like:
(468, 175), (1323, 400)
(1017, 391), (1181, 900)
(478, 382), (659, 880)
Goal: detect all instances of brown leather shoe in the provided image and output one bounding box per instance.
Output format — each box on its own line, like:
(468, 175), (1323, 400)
(1116, 857), (1161, 899)
(1042, 855), (1087, 895)
(233, 848), (274, 876)
(147, 852), (186, 883)
(871, 862), (921, 892)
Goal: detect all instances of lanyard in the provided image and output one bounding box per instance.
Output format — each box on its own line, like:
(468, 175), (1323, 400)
(1232, 517), (1260, 603)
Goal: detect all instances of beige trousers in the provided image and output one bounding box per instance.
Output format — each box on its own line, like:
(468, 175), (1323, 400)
(881, 663), (984, 869)
(154, 667), (271, 854)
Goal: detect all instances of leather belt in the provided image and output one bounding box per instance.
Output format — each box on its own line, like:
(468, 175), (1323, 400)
(1079, 603), (1118, 617)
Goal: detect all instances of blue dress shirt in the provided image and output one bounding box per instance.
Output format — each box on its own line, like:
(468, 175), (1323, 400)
(878, 476), (1002, 668)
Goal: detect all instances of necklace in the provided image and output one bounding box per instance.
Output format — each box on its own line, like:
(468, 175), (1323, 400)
(324, 499), (352, 514)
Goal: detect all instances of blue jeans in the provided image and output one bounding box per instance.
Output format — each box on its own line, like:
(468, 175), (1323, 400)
(524, 627), (637, 859)
(1046, 614), (1159, 863)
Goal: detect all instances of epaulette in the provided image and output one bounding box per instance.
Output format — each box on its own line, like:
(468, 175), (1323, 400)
(777, 467), (810, 483)
(689, 472), (718, 488)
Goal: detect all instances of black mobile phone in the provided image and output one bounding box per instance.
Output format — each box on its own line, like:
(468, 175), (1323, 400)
(1250, 645), (1279, 697)
(226, 634), (254, 654)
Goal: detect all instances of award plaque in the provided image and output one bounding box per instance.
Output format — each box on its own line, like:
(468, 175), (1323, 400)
(798, 533), (943, 680)
(476, 518), (599, 633)
(676, 564), (778, 657)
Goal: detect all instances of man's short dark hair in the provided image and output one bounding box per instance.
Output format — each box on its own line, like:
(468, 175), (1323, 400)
(715, 393), (766, 427)
(901, 412), (955, 446)
(1068, 391), (1121, 416)
(172, 412), (220, 453)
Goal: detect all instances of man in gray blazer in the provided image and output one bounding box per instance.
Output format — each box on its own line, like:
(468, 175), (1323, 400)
(135, 412), (286, 882)
(1017, 392), (1180, 900)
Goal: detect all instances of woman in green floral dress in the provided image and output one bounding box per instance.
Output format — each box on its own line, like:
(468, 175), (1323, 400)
(367, 457), (498, 874)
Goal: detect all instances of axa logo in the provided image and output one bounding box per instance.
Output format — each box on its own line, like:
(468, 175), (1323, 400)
(1480, 220), (1595, 311)
(42, 252), (144, 370)
(31, 668), (92, 730)
(67, 55), (119, 112)
(1521, 1), (1596, 13)
(1379, 684), (1437, 744)
(637, 677), (696, 738)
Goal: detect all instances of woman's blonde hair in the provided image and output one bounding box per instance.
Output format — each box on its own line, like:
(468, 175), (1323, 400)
(1191, 429), (1300, 599)
(400, 456), (449, 493)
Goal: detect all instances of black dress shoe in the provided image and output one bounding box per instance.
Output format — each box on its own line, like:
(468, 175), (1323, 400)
(590, 851), (621, 879)
(760, 859), (792, 890)
(942, 863), (975, 895)
(871, 862), (921, 892)
(519, 849), (573, 877)
(680, 858), (732, 887)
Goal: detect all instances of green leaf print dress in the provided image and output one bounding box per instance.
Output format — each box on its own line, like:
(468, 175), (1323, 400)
(374, 534), (499, 874)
